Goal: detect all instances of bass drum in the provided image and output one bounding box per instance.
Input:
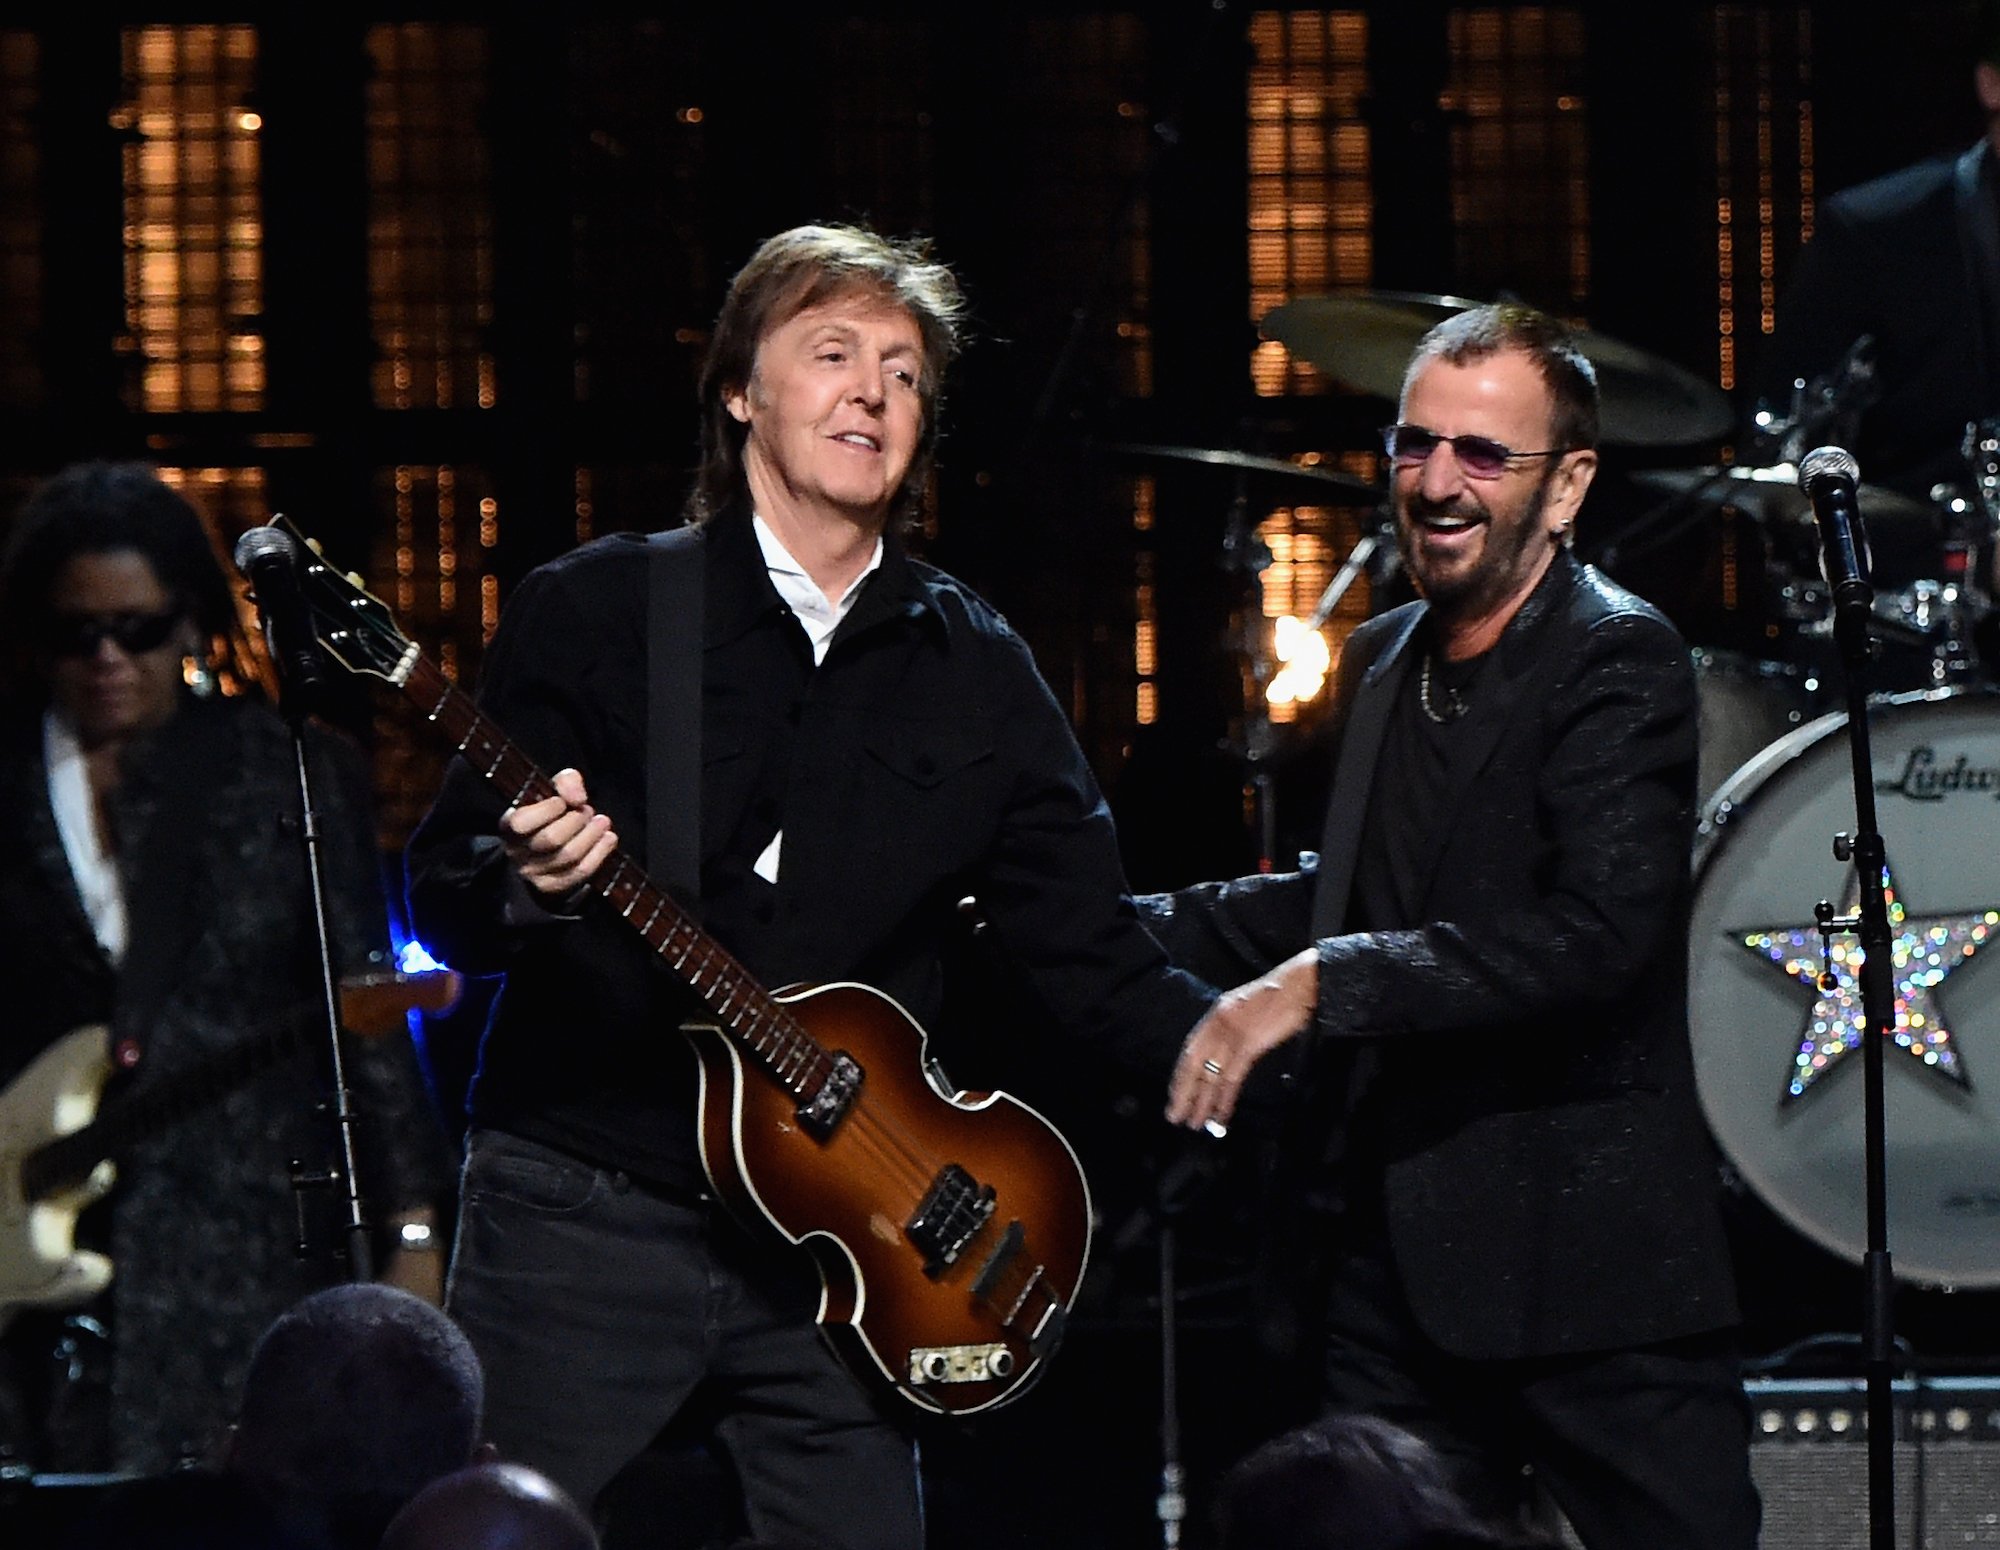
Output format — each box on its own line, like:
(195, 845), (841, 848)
(1689, 690), (2000, 1288)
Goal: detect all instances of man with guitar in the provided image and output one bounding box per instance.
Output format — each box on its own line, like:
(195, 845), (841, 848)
(1152, 307), (1760, 1550)
(406, 224), (1213, 1550)
(0, 463), (450, 1475)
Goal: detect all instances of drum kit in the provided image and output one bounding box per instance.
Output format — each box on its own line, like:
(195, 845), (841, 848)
(1109, 293), (2000, 1295)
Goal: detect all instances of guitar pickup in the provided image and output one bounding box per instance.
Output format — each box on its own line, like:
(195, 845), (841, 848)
(796, 1051), (862, 1140)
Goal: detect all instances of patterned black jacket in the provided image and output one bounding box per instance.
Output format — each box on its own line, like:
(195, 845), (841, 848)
(1143, 551), (1740, 1361)
(0, 694), (448, 1472)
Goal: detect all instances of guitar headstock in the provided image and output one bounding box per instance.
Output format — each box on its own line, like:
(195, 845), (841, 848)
(268, 515), (419, 685)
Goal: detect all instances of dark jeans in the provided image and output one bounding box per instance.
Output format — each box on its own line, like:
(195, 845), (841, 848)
(446, 1129), (924, 1550)
(1321, 1244), (1762, 1550)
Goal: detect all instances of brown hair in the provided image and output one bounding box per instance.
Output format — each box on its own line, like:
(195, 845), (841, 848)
(686, 223), (968, 529)
(1402, 302), (1600, 454)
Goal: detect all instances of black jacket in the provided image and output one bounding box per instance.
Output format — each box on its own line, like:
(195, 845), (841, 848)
(0, 694), (447, 1472)
(1759, 140), (2000, 495)
(405, 512), (1212, 1191)
(1143, 553), (1740, 1361)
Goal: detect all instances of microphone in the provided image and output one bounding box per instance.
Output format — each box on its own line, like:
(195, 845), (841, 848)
(232, 524), (330, 711)
(1798, 446), (1873, 644)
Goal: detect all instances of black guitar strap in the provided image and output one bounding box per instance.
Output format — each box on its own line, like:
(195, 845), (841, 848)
(646, 523), (705, 910)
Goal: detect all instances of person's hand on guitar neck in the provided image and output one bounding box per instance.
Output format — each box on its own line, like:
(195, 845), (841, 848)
(501, 767), (619, 901)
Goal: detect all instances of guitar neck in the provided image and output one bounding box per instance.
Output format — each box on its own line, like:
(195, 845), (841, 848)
(401, 656), (833, 1096)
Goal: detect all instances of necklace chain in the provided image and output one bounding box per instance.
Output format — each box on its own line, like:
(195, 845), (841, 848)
(1418, 651), (1468, 724)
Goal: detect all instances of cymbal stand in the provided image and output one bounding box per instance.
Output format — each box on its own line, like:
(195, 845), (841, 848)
(1219, 474), (1282, 871)
(1759, 333), (1879, 468)
(1305, 518), (1392, 631)
(1237, 510), (1390, 871)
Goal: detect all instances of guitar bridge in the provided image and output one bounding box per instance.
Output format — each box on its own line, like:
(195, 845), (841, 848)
(796, 1051), (862, 1140)
(906, 1163), (996, 1275)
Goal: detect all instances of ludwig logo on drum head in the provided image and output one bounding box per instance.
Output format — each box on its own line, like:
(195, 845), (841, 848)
(1875, 745), (2000, 801)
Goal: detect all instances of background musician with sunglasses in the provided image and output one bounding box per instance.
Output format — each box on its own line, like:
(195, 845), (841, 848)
(1145, 306), (1759, 1550)
(0, 461), (447, 1477)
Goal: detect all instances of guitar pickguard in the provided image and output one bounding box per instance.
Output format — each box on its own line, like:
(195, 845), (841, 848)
(0, 1025), (117, 1328)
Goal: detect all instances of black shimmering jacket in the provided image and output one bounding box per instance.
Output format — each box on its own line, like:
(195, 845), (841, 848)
(1143, 551), (1740, 1361)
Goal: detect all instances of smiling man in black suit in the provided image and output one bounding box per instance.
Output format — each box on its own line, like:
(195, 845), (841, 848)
(1151, 304), (1760, 1550)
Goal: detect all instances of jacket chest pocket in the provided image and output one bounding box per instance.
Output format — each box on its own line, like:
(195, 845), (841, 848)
(863, 717), (997, 792)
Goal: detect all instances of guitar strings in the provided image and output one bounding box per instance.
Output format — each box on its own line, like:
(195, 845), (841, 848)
(435, 687), (1051, 1330)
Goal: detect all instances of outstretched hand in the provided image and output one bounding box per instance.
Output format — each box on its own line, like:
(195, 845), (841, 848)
(500, 767), (618, 897)
(1166, 947), (1319, 1134)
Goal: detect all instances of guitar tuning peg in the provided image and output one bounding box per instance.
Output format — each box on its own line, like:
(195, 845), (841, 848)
(305, 537), (324, 554)
(347, 571), (365, 587)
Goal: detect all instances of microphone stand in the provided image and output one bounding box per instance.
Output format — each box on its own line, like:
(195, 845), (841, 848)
(1144, 1141), (1212, 1550)
(1814, 555), (1897, 1550)
(284, 725), (375, 1283)
(246, 539), (375, 1284)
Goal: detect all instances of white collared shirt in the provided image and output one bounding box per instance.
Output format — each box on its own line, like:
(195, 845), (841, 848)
(748, 515), (884, 881)
(44, 709), (127, 964)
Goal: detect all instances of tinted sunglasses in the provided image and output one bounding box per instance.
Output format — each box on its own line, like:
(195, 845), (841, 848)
(1381, 423), (1573, 481)
(45, 610), (185, 658)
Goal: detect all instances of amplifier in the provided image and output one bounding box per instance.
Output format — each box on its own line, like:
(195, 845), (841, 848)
(1557, 1377), (2000, 1548)
(1744, 1378), (2000, 1549)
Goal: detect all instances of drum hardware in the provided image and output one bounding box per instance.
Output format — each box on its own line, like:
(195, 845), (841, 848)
(1090, 440), (1392, 869)
(1751, 334), (1880, 469)
(1775, 577), (1989, 698)
(1773, 577), (1829, 625)
(1872, 580), (1981, 689)
(1626, 463), (1936, 542)
(1958, 417), (2000, 532)
(1258, 290), (1737, 446)
(1811, 895), (1859, 992)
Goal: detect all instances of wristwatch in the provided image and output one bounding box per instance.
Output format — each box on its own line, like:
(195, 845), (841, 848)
(394, 1219), (440, 1252)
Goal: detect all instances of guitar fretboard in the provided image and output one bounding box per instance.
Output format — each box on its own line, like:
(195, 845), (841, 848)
(407, 656), (836, 1099)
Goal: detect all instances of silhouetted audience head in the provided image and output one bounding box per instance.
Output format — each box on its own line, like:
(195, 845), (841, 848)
(228, 1283), (485, 1549)
(378, 1462), (597, 1550)
(1214, 1414), (1528, 1550)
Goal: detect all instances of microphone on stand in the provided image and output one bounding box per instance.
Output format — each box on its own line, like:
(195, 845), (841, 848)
(1798, 446), (1874, 650)
(232, 524), (330, 712)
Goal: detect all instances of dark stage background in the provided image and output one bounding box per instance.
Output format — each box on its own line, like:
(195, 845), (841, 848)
(2, 5), (1997, 1545)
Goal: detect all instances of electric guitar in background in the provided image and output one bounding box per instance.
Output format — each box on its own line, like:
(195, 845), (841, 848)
(278, 515), (1092, 1416)
(0, 968), (459, 1331)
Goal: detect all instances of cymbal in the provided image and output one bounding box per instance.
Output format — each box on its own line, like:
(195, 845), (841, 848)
(1628, 464), (1937, 530)
(1095, 441), (1384, 504)
(1259, 292), (1737, 449)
